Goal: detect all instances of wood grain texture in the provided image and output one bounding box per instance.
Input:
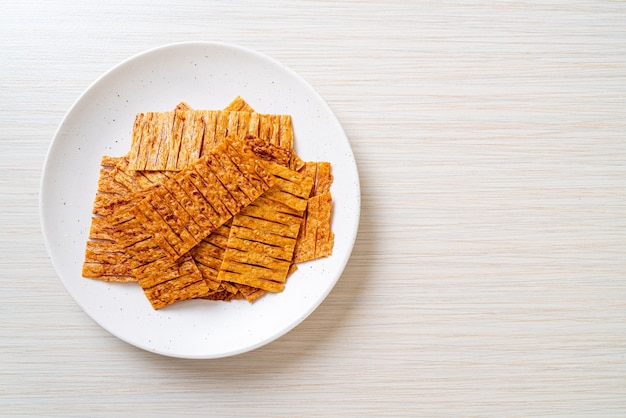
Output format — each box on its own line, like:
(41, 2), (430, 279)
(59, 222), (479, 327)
(1, 0), (625, 416)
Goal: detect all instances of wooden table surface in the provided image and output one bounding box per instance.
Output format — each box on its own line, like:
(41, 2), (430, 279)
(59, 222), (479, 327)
(2, 1), (625, 416)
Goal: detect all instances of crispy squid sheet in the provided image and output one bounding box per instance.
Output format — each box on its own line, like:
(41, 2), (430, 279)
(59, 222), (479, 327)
(82, 97), (333, 309)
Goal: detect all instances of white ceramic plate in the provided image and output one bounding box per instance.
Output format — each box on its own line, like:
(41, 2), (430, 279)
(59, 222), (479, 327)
(40, 42), (360, 359)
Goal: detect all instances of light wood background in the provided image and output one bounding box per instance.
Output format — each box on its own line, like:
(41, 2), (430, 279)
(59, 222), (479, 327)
(2, 1), (625, 416)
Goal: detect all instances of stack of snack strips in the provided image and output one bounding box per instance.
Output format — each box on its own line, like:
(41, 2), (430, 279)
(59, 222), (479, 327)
(82, 97), (334, 309)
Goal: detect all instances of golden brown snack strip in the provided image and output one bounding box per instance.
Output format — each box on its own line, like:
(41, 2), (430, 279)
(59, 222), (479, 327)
(128, 105), (297, 171)
(292, 162), (335, 263)
(201, 289), (242, 301)
(191, 163), (240, 218)
(83, 203), (212, 306)
(244, 136), (292, 167)
(210, 111), (226, 147)
(95, 214), (213, 309)
(87, 210), (147, 246)
(310, 192), (334, 258)
(235, 283), (267, 303)
(255, 114), (272, 145)
(174, 171), (222, 229)
(291, 202), (317, 263)
(154, 187), (204, 242)
(278, 114), (293, 150)
(199, 110), (219, 156)
(100, 156), (149, 190)
(315, 162), (333, 195)
(137, 113), (160, 171)
(290, 153), (305, 172)
(178, 111), (202, 169)
(224, 96), (255, 112)
(92, 155), (173, 217)
(287, 263), (298, 278)
(132, 199), (186, 259)
(161, 109), (180, 171)
(151, 112), (170, 169)
(203, 153), (251, 211)
(216, 163), (312, 292)
(82, 240), (135, 282)
(130, 138), (275, 261)
(174, 101), (192, 111)
(190, 222), (231, 291)
(218, 270), (285, 293)
(138, 252), (210, 310)
(127, 113), (148, 170)
(224, 140), (275, 194)
(219, 281), (239, 295)
(235, 112), (251, 138)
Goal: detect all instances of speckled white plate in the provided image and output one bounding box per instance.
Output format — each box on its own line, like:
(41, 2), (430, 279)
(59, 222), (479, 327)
(40, 42), (360, 359)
